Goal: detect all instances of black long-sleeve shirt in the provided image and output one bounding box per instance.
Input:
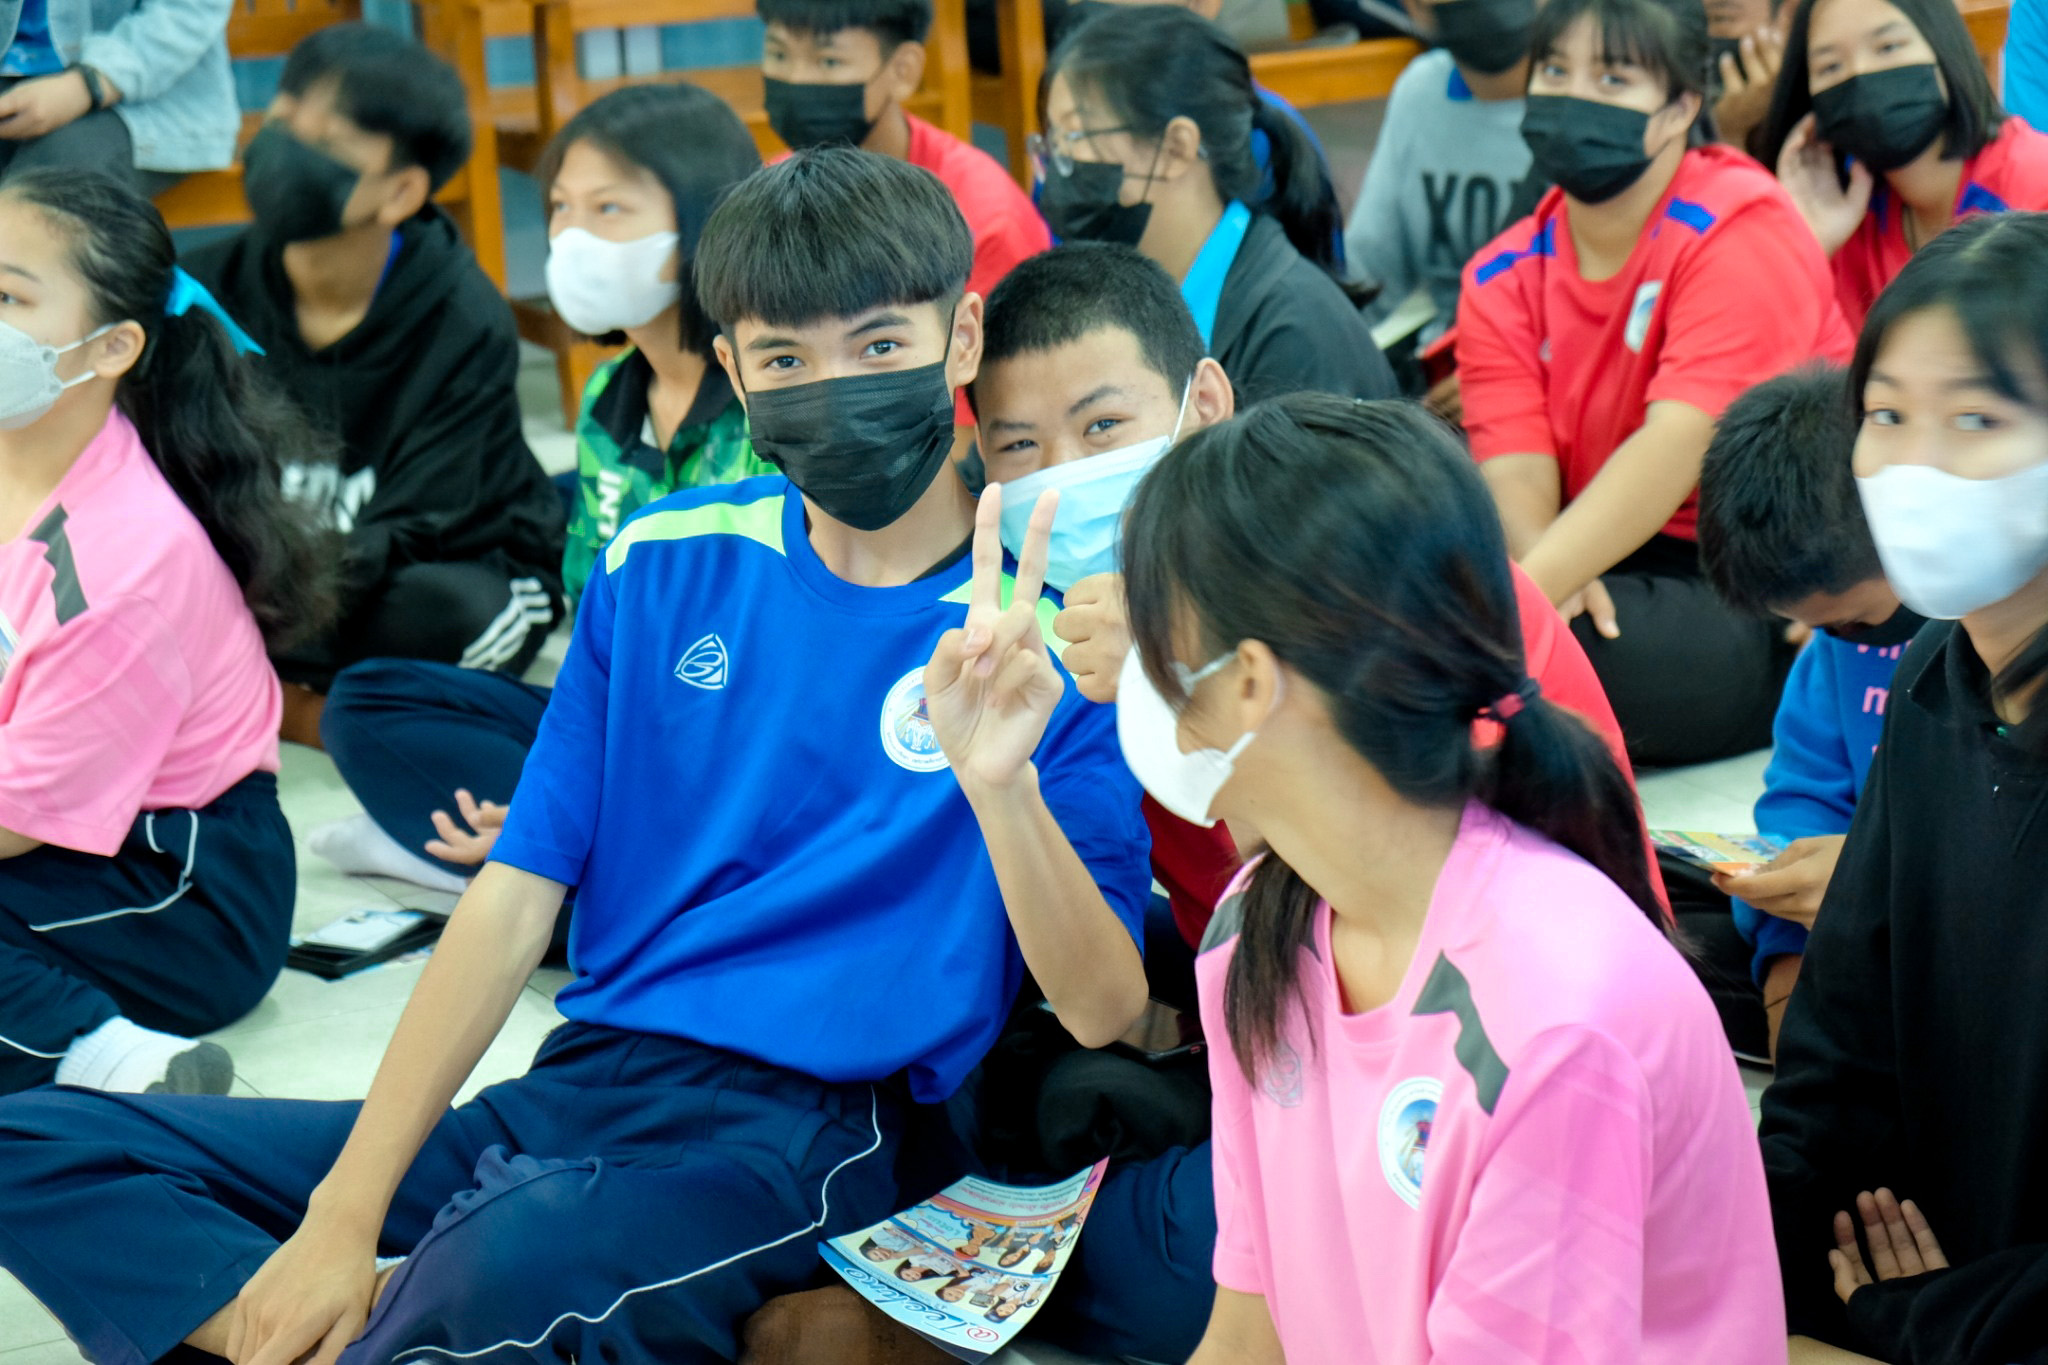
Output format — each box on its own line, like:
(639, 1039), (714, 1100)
(1760, 621), (2048, 1365)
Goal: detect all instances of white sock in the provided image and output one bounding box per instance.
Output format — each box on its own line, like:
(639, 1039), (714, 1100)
(308, 814), (470, 895)
(55, 1016), (234, 1094)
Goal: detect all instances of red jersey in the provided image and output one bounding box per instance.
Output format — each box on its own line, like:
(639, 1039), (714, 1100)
(1457, 145), (1853, 541)
(1831, 116), (2048, 331)
(905, 113), (1049, 303)
(1155, 562), (1662, 947)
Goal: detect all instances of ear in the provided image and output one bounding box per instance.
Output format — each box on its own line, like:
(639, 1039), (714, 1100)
(883, 38), (926, 104)
(1186, 356), (1234, 430)
(89, 319), (146, 383)
(945, 291), (984, 393)
(377, 164), (432, 226)
(263, 92), (298, 122)
(1156, 114), (1205, 182)
(1230, 638), (1285, 735)
(713, 331), (745, 408)
(1654, 89), (1703, 148)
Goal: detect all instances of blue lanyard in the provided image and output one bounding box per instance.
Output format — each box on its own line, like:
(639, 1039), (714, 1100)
(1180, 200), (1252, 351)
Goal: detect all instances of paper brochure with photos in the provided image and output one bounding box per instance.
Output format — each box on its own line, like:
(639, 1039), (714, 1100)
(821, 1160), (1107, 1361)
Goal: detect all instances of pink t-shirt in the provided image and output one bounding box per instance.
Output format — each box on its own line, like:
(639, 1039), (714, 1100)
(1201, 804), (1782, 1363)
(0, 409), (280, 856)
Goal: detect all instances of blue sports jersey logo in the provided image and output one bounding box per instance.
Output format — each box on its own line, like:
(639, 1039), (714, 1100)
(675, 633), (729, 690)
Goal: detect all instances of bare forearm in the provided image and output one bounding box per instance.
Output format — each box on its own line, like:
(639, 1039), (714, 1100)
(308, 862), (563, 1230)
(1521, 402), (1713, 603)
(1480, 455), (1561, 560)
(0, 825), (42, 859)
(962, 766), (1145, 1049)
(1189, 1287), (1287, 1365)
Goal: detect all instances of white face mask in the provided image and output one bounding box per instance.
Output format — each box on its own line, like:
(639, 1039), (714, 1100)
(1115, 646), (1274, 828)
(544, 226), (681, 336)
(998, 381), (1192, 591)
(0, 320), (111, 431)
(1857, 460), (2048, 620)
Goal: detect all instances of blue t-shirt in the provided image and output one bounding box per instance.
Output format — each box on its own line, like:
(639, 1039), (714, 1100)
(2, 0), (63, 78)
(1733, 632), (1905, 980)
(491, 475), (1152, 1102)
(2007, 0), (2048, 136)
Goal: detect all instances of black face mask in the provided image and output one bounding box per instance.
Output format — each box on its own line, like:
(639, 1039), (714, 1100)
(1520, 94), (1658, 205)
(1039, 159), (1153, 246)
(1811, 63), (1947, 173)
(764, 77), (876, 150)
(242, 122), (361, 244)
(1822, 602), (1928, 648)
(743, 360), (957, 531)
(1432, 0), (1535, 76)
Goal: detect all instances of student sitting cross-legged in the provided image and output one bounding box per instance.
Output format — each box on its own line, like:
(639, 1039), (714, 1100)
(182, 25), (565, 738)
(0, 147), (1151, 1365)
(308, 83), (771, 904)
(0, 171), (334, 1099)
(1683, 365), (1920, 1062)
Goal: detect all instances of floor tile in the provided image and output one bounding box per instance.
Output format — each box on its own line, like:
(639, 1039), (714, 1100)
(0, 1341), (86, 1364)
(0, 1274), (63, 1351)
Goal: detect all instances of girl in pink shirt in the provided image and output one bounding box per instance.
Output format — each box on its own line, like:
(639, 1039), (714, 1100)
(1115, 393), (1783, 1362)
(0, 172), (335, 1096)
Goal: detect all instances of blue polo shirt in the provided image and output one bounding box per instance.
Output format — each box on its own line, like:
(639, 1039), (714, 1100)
(491, 475), (1151, 1102)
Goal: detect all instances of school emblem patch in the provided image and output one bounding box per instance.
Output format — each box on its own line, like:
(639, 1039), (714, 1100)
(1624, 280), (1663, 353)
(880, 668), (949, 772)
(674, 633), (728, 690)
(1378, 1076), (1442, 1210)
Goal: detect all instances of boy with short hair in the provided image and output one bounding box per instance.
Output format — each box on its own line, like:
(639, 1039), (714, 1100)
(759, 0), (1049, 304)
(1697, 365), (1918, 1058)
(184, 25), (564, 729)
(0, 148), (1150, 1365)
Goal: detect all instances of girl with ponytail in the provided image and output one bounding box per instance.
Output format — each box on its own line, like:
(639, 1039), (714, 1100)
(0, 169), (334, 1099)
(1035, 4), (1396, 408)
(1118, 393), (1779, 1362)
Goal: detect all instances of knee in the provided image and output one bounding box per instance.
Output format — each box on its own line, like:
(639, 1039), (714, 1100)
(321, 658), (462, 753)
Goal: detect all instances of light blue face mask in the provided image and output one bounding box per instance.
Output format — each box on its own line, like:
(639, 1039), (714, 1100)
(997, 380), (1191, 591)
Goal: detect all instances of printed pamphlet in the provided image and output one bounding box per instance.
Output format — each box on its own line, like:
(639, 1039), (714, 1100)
(1651, 828), (1791, 876)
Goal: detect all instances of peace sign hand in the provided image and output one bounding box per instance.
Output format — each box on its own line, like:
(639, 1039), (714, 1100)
(924, 484), (1065, 793)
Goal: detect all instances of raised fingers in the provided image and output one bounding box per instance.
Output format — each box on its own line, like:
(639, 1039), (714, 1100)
(969, 482), (1006, 628)
(1900, 1199), (1948, 1270)
(1873, 1189), (1927, 1276)
(1010, 488), (1059, 611)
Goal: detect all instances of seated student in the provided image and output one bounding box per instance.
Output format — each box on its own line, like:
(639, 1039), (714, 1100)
(744, 243), (1661, 1365)
(1689, 365), (1918, 1062)
(760, 0), (1048, 307)
(1765, 0), (2048, 331)
(309, 83), (772, 897)
(1763, 211), (2048, 1365)
(0, 0), (237, 194)
(1343, 0), (1537, 360)
(1459, 0), (1853, 768)
(0, 171), (334, 1097)
(182, 24), (564, 734)
(1706, 0), (1787, 155)
(0, 145), (1151, 1365)
(1036, 4), (1396, 407)
(1117, 394), (1779, 1362)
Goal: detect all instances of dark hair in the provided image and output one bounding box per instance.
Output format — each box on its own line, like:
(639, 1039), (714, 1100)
(970, 243), (1204, 418)
(695, 146), (972, 329)
(757, 0), (933, 47)
(5, 172), (337, 649)
(1044, 5), (1347, 277)
(1123, 394), (1663, 1083)
(1698, 366), (1879, 615)
(537, 84), (762, 355)
(1850, 211), (2048, 752)
(280, 23), (472, 192)
(1760, 0), (2002, 171)
(1527, 0), (1718, 147)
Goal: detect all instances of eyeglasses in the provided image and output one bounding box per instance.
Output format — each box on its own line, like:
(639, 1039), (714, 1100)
(1027, 126), (1134, 179)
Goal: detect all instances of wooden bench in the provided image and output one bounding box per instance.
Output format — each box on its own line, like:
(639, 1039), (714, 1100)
(156, 0), (510, 289)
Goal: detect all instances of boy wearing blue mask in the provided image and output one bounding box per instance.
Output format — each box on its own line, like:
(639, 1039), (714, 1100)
(0, 148), (1151, 1365)
(1693, 365), (1919, 1060)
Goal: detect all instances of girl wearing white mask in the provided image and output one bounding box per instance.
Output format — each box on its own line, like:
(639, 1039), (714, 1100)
(310, 85), (773, 906)
(0, 171), (334, 1097)
(1762, 210), (2048, 1365)
(1118, 393), (1780, 1364)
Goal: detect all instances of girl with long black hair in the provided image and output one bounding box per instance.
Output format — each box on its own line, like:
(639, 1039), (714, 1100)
(1763, 0), (2048, 331)
(1034, 4), (1396, 408)
(1762, 210), (2048, 1365)
(0, 169), (334, 1096)
(1118, 393), (1778, 1362)
(1459, 0), (1853, 768)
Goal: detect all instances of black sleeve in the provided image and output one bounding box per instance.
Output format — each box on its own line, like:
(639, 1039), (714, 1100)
(343, 298), (536, 593)
(1231, 279), (1398, 410)
(1844, 1250), (2048, 1364)
(1758, 735), (1908, 1348)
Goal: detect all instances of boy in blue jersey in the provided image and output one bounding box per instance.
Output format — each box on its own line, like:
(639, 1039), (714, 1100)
(0, 148), (1151, 1365)
(1694, 366), (1920, 1060)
